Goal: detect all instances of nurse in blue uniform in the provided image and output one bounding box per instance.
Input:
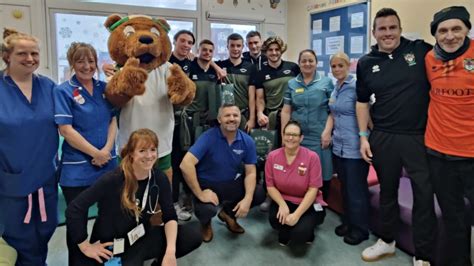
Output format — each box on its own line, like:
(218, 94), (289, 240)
(0, 28), (59, 265)
(53, 42), (117, 265)
(281, 49), (335, 199)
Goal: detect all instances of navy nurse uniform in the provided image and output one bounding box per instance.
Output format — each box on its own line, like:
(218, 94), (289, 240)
(0, 71), (59, 265)
(53, 75), (117, 189)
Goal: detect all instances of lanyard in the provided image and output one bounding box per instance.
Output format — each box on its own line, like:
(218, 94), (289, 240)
(136, 170), (152, 224)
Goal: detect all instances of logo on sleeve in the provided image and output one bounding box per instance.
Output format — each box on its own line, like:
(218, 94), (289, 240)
(464, 59), (474, 72)
(403, 52), (416, 66)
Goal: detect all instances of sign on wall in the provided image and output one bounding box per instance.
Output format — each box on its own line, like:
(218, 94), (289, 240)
(310, 2), (368, 79)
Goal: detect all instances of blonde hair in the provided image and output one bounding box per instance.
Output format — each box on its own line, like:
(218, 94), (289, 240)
(66, 42), (98, 73)
(120, 128), (159, 218)
(1, 28), (39, 66)
(261, 36), (287, 54)
(330, 52), (350, 66)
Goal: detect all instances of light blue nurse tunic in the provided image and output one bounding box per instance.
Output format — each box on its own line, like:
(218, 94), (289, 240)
(284, 71), (334, 181)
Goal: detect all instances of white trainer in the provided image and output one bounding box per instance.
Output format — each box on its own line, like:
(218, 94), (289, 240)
(361, 238), (396, 262)
(174, 203), (192, 222)
(413, 257), (431, 266)
(259, 197), (272, 212)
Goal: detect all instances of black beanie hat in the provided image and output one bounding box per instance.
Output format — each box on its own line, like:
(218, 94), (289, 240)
(430, 6), (471, 36)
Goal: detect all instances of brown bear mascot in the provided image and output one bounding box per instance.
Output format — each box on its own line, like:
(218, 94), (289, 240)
(103, 14), (195, 184)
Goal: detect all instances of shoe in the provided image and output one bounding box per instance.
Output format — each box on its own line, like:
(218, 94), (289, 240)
(335, 224), (349, 237)
(343, 230), (369, 245)
(182, 194), (193, 212)
(217, 210), (245, 234)
(259, 197), (272, 212)
(413, 257), (431, 266)
(201, 222), (213, 242)
(174, 203), (192, 222)
(361, 238), (396, 262)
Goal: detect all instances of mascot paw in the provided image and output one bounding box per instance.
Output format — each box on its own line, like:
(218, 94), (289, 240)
(120, 58), (148, 96)
(167, 64), (196, 106)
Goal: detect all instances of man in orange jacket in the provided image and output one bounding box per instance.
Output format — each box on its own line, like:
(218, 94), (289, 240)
(425, 6), (474, 266)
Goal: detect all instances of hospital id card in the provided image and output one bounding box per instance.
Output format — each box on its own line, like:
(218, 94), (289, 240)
(127, 223), (145, 246)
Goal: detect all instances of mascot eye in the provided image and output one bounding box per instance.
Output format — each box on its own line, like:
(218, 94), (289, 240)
(123, 26), (135, 38)
(150, 27), (161, 37)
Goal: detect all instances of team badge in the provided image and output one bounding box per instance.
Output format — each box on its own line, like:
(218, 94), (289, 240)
(464, 58), (474, 72)
(73, 88), (85, 105)
(283, 69), (291, 74)
(372, 65), (380, 73)
(404, 53), (416, 66)
(240, 68), (247, 73)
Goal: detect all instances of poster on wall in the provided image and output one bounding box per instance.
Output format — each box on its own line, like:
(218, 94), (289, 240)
(310, 2), (368, 78)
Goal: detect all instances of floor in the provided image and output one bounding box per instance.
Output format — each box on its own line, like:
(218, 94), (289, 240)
(47, 209), (415, 266)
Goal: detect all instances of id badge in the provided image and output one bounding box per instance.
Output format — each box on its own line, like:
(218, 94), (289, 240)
(113, 238), (125, 255)
(127, 223), (145, 246)
(313, 203), (323, 212)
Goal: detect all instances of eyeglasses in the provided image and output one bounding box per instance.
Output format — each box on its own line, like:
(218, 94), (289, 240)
(284, 133), (301, 137)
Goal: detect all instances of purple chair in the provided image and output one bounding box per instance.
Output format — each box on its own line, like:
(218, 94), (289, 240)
(368, 176), (471, 265)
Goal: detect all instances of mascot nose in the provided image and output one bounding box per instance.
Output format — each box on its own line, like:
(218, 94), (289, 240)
(139, 36), (154, 44)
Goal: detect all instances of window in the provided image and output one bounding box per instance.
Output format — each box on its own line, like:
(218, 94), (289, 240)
(52, 12), (194, 83)
(82, 0), (197, 11)
(210, 23), (257, 61)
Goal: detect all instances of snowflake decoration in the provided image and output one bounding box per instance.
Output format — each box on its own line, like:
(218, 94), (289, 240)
(59, 27), (72, 39)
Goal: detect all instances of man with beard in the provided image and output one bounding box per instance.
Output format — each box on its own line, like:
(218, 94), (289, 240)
(180, 104), (265, 243)
(216, 33), (258, 132)
(425, 6), (473, 266)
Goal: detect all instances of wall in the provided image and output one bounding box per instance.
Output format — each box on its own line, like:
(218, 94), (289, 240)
(287, 0), (474, 62)
(0, 0), (287, 77)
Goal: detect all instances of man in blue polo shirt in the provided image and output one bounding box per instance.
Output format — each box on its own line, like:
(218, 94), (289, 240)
(180, 104), (265, 242)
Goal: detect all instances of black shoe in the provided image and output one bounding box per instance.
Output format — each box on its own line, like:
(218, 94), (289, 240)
(335, 224), (349, 237)
(343, 230), (369, 245)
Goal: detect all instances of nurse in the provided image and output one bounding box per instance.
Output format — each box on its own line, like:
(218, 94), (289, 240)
(0, 28), (59, 265)
(281, 49), (334, 199)
(53, 42), (117, 265)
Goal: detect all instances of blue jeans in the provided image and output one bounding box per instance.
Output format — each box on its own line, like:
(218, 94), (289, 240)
(333, 155), (369, 236)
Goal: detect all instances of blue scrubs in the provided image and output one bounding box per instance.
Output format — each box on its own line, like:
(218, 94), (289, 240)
(54, 75), (117, 187)
(284, 72), (334, 181)
(0, 71), (59, 265)
(189, 126), (257, 183)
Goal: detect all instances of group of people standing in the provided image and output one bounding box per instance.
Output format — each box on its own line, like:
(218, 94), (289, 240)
(0, 4), (472, 266)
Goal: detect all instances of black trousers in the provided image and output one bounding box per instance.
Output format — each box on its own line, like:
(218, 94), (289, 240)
(268, 200), (325, 244)
(171, 124), (192, 203)
(72, 222), (203, 266)
(62, 185), (90, 266)
(428, 153), (474, 266)
(333, 156), (370, 235)
(369, 131), (436, 261)
(193, 178), (266, 225)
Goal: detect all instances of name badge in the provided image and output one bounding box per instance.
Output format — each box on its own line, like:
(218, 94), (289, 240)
(313, 203), (323, 212)
(113, 238), (124, 255)
(127, 223), (145, 246)
(273, 164), (284, 171)
(295, 88), (304, 94)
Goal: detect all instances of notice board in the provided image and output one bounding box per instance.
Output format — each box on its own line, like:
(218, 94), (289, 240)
(310, 1), (369, 79)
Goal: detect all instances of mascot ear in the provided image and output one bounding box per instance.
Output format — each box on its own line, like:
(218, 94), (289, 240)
(155, 18), (171, 33)
(104, 14), (123, 31)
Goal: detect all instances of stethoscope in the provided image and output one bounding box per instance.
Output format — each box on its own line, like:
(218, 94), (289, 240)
(135, 170), (161, 223)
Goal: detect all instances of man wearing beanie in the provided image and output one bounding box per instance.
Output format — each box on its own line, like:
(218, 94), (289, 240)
(425, 6), (474, 266)
(356, 8), (436, 266)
